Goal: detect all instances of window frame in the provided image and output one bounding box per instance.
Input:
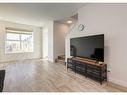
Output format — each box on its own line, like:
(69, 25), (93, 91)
(5, 29), (34, 54)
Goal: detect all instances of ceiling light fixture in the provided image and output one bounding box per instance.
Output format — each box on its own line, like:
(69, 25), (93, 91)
(67, 20), (72, 24)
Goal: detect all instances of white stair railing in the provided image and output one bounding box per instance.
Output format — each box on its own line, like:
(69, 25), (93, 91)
(65, 22), (77, 37)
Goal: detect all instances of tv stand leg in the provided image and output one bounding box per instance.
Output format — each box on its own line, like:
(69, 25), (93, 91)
(100, 68), (102, 85)
(75, 67), (76, 73)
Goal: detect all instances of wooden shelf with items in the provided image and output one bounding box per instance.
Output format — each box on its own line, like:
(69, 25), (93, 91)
(73, 57), (106, 67)
(67, 57), (107, 84)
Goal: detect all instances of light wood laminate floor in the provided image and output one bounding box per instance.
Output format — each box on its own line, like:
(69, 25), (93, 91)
(0, 59), (126, 92)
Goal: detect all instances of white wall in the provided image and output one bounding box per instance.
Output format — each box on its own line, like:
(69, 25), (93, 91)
(0, 21), (42, 62)
(43, 21), (69, 62)
(66, 4), (127, 88)
(53, 22), (69, 61)
(43, 20), (54, 62)
(42, 26), (48, 59)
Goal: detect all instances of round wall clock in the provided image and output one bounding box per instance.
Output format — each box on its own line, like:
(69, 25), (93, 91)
(78, 24), (85, 31)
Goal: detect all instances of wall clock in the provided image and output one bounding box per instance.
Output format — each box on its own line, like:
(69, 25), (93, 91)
(78, 24), (85, 31)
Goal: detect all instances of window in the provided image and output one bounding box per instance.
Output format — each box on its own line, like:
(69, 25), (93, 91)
(5, 28), (33, 53)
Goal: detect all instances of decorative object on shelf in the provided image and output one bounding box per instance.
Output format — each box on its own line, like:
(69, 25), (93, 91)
(78, 24), (85, 31)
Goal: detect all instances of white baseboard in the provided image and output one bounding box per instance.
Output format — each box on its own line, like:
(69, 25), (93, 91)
(0, 58), (41, 63)
(109, 78), (127, 88)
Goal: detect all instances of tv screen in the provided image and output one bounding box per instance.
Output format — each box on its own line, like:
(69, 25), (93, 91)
(70, 34), (104, 62)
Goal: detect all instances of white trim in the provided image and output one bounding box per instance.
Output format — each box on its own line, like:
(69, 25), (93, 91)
(109, 78), (127, 88)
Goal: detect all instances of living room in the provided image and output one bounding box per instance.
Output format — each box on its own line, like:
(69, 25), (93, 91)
(0, 1), (127, 95)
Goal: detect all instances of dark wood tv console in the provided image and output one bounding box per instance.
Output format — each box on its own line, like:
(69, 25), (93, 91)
(67, 57), (107, 84)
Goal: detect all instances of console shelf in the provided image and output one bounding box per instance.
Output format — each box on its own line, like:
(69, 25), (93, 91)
(67, 57), (107, 84)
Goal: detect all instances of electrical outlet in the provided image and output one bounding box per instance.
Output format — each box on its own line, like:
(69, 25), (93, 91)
(107, 69), (111, 72)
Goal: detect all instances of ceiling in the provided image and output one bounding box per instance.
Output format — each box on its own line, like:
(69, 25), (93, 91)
(0, 3), (85, 26)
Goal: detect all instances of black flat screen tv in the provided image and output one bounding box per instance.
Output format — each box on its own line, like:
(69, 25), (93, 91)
(70, 34), (104, 62)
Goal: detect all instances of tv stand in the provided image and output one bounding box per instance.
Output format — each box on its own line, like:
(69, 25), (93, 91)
(67, 57), (107, 84)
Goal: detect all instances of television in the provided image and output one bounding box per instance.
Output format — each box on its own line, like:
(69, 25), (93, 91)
(70, 34), (104, 62)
